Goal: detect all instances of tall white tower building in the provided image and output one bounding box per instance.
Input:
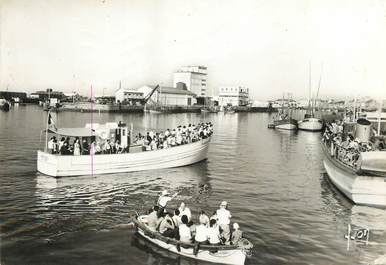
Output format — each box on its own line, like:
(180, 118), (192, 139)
(173, 66), (207, 96)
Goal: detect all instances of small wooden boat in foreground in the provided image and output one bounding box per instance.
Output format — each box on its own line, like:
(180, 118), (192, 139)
(132, 215), (253, 265)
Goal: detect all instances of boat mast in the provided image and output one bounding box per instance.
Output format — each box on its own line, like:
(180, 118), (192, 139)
(378, 100), (382, 136)
(315, 62), (323, 115)
(308, 60), (312, 116)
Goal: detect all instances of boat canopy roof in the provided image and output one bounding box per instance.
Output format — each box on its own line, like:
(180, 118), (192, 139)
(49, 127), (95, 137)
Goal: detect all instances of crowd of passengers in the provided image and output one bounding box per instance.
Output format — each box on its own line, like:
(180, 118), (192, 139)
(145, 190), (243, 246)
(134, 122), (213, 151)
(47, 136), (128, 155)
(322, 120), (385, 168)
(46, 122), (213, 155)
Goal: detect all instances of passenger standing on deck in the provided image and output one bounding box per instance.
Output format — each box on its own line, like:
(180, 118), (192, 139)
(178, 202), (191, 222)
(82, 139), (89, 155)
(53, 137), (58, 154)
(58, 137), (65, 154)
(73, 138), (81, 156)
(216, 201), (232, 244)
(48, 137), (55, 154)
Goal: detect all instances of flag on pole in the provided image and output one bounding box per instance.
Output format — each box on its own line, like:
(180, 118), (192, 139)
(48, 111), (57, 132)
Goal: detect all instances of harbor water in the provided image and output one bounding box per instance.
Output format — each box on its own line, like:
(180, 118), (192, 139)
(1, 105), (386, 265)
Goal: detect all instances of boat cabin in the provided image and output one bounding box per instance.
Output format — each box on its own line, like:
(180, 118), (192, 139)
(45, 121), (131, 153)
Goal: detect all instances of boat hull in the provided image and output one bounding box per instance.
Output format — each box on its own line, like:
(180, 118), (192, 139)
(298, 118), (323, 131)
(37, 138), (210, 177)
(322, 144), (386, 207)
(135, 215), (246, 265)
(274, 119), (298, 130)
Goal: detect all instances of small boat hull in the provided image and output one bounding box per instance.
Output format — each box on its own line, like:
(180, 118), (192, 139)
(322, 143), (386, 207)
(274, 118), (298, 130)
(298, 118), (323, 131)
(38, 138), (210, 177)
(134, 215), (247, 265)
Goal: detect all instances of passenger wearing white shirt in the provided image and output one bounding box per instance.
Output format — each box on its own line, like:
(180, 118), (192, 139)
(178, 215), (191, 243)
(199, 210), (210, 227)
(172, 209), (181, 227)
(195, 219), (209, 244)
(147, 206), (159, 231)
(178, 202), (191, 222)
(208, 219), (221, 245)
(157, 190), (178, 208)
(216, 201), (232, 244)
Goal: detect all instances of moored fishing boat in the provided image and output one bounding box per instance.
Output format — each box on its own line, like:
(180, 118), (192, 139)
(132, 214), (253, 265)
(273, 117), (298, 130)
(298, 61), (323, 132)
(37, 116), (212, 177)
(270, 93), (298, 130)
(298, 116), (323, 131)
(322, 117), (386, 207)
(0, 98), (10, 111)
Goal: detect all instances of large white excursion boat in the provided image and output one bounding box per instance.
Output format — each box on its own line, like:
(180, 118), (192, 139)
(322, 116), (386, 207)
(133, 215), (253, 265)
(37, 121), (211, 177)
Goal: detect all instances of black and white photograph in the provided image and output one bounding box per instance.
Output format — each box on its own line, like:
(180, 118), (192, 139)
(1, 0), (386, 264)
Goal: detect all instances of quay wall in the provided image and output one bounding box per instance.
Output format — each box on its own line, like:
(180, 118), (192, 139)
(60, 103), (143, 113)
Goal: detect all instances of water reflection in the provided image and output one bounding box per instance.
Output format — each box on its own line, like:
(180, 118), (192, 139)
(35, 162), (211, 216)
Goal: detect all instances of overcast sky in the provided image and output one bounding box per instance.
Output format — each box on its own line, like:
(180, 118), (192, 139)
(1, 0), (385, 100)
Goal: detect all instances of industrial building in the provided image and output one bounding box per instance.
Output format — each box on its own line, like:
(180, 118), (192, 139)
(218, 86), (250, 107)
(173, 66), (207, 97)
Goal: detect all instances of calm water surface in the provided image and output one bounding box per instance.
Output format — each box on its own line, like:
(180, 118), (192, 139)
(1, 105), (386, 265)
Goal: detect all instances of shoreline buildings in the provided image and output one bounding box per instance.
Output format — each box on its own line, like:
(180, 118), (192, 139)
(218, 86), (249, 107)
(173, 66), (207, 97)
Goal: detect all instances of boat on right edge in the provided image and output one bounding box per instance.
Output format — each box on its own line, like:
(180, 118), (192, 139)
(322, 109), (386, 207)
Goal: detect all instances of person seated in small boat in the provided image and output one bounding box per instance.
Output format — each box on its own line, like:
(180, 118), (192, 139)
(199, 210), (210, 227)
(159, 212), (176, 238)
(178, 215), (192, 243)
(156, 210), (165, 231)
(60, 142), (72, 155)
(188, 220), (196, 239)
(147, 205), (159, 231)
(194, 218), (209, 244)
(172, 209), (181, 227)
(231, 223), (243, 245)
(208, 219), (221, 245)
(178, 202), (191, 222)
